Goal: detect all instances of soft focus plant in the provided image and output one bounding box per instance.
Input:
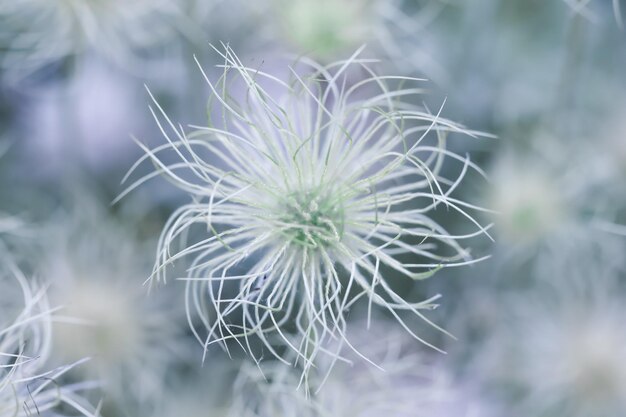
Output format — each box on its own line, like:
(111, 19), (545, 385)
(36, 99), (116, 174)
(121, 45), (492, 382)
(476, 273), (626, 417)
(0, 0), (184, 81)
(561, 0), (624, 28)
(40, 196), (182, 409)
(250, 0), (447, 81)
(0, 1), (625, 417)
(488, 136), (626, 280)
(0, 260), (98, 417)
(230, 323), (490, 416)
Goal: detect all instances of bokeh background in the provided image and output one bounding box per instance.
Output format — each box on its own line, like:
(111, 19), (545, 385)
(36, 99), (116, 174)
(1, 1), (625, 416)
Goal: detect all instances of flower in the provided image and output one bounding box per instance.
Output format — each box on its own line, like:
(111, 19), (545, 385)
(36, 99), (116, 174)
(0, 259), (98, 417)
(230, 323), (491, 417)
(487, 136), (626, 281)
(122, 45), (491, 380)
(271, 0), (372, 60)
(0, 0), (183, 81)
(41, 196), (182, 409)
(250, 0), (447, 81)
(489, 154), (565, 245)
(475, 275), (626, 417)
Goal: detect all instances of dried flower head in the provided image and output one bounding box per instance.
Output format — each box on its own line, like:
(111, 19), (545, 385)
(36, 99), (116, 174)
(230, 324), (491, 417)
(488, 137), (626, 279)
(477, 278), (626, 417)
(0, 0), (182, 81)
(122, 46), (491, 380)
(490, 156), (565, 245)
(251, 0), (446, 80)
(42, 197), (182, 407)
(0, 260), (97, 417)
(272, 0), (372, 59)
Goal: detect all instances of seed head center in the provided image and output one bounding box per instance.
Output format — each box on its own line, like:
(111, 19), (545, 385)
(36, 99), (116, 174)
(282, 190), (344, 249)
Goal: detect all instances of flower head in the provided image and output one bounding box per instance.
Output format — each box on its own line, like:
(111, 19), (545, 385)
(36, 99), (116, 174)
(476, 277), (626, 417)
(1, 260), (97, 417)
(251, 0), (447, 81)
(122, 46), (491, 380)
(489, 154), (565, 245)
(0, 0), (183, 81)
(272, 0), (372, 60)
(487, 136), (626, 280)
(41, 196), (182, 408)
(230, 323), (491, 417)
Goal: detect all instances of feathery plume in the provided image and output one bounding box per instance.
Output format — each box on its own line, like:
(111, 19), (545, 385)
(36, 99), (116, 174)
(121, 45), (491, 381)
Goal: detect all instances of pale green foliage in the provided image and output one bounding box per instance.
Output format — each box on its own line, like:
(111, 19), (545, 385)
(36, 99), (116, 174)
(561, 0), (623, 27)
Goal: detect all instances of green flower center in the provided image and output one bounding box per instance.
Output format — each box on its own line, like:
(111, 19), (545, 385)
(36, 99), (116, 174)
(281, 189), (345, 249)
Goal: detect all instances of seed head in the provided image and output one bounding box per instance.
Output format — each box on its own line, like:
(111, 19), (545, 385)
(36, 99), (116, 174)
(230, 324), (491, 417)
(42, 196), (182, 407)
(1, 260), (98, 417)
(476, 280), (626, 417)
(122, 45), (491, 380)
(0, 0), (183, 81)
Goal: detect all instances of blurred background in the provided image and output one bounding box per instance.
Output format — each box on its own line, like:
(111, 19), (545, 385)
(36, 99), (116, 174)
(1, 1), (625, 416)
